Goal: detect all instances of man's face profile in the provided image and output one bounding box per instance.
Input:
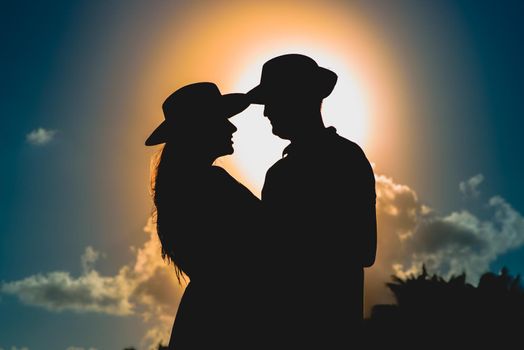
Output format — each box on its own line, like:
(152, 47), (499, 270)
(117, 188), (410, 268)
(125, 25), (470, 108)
(263, 97), (297, 140)
(263, 93), (322, 140)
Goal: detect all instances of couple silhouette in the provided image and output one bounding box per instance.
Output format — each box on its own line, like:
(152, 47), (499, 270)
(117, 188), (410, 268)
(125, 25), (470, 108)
(145, 54), (377, 349)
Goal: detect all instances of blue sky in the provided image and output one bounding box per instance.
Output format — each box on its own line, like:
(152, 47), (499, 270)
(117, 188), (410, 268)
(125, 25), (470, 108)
(1, 1), (524, 349)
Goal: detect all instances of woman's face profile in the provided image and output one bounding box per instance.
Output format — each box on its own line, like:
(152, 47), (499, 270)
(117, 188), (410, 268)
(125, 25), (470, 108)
(199, 116), (238, 159)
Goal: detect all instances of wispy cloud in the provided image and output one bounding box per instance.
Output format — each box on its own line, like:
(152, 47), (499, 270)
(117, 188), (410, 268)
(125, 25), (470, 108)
(80, 246), (102, 274)
(0, 220), (183, 349)
(26, 128), (57, 146)
(459, 174), (484, 198)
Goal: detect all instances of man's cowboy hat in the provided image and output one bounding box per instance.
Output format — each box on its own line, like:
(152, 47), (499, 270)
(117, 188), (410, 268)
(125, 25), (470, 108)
(247, 54), (338, 104)
(145, 82), (249, 146)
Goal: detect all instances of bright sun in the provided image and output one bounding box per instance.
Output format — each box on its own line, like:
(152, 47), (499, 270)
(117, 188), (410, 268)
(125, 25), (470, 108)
(227, 48), (370, 197)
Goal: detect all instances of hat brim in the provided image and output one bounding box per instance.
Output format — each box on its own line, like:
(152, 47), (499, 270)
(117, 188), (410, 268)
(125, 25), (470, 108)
(247, 85), (265, 105)
(247, 67), (338, 105)
(145, 120), (169, 146)
(145, 93), (250, 146)
(222, 93), (251, 118)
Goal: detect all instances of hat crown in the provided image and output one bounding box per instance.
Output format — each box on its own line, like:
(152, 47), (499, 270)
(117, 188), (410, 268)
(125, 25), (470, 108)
(261, 54), (319, 87)
(247, 53), (338, 104)
(145, 82), (249, 146)
(162, 82), (222, 119)
(264, 53), (319, 71)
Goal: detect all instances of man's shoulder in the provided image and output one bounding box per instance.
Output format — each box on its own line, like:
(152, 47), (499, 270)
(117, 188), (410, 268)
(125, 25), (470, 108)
(324, 132), (371, 167)
(330, 132), (366, 156)
(267, 132), (370, 169)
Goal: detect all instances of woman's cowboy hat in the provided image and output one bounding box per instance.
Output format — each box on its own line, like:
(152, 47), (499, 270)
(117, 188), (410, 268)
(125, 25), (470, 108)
(145, 82), (249, 146)
(247, 54), (338, 104)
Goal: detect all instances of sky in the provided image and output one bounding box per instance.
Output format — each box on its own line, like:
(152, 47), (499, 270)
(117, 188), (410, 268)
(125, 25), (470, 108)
(1, 0), (524, 349)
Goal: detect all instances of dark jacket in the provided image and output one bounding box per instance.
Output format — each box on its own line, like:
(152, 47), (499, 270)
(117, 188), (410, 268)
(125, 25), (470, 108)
(261, 127), (376, 347)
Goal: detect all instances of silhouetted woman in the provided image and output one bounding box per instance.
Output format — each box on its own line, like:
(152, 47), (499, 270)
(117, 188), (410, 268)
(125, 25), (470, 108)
(145, 82), (260, 349)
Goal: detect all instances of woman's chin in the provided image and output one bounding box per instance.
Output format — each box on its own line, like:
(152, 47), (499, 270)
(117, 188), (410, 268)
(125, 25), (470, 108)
(216, 145), (234, 158)
(225, 144), (235, 155)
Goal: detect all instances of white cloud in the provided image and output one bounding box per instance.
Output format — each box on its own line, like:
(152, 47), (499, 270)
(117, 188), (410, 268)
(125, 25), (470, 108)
(0, 220), (184, 349)
(26, 128), (57, 146)
(81, 246), (101, 274)
(0, 269), (134, 315)
(365, 173), (524, 314)
(459, 174), (484, 198)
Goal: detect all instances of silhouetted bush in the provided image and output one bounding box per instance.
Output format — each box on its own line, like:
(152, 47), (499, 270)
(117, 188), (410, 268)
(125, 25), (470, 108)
(366, 265), (524, 346)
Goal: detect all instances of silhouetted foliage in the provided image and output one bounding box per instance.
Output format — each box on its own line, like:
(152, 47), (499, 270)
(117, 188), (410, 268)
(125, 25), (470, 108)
(367, 265), (524, 346)
(123, 267), (523, 348)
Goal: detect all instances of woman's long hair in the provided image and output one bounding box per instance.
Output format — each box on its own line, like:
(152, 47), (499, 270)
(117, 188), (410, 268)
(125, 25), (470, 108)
(151, 142), (185, 281)
(151, 130), (223, 282)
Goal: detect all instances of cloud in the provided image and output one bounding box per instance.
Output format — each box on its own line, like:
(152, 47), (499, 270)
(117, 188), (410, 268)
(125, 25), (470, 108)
(3, 172), (523, 346)
(365, 173), (524, 313)
(0, 219), (184, 349)
(26, 128), (57, 146)
(81, 246), (101, 274)
(459, 174), (484, 198)
(0, 269), (134, 315)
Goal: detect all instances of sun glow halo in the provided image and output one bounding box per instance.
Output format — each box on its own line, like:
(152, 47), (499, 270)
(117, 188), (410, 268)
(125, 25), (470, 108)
(228, 48), (371, 197)
(137, 0), (408, 197)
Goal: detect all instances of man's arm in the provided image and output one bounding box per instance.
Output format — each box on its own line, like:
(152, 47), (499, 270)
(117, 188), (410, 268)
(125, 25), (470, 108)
(359, 193), (377, 267)
(331, 150), (377, 268)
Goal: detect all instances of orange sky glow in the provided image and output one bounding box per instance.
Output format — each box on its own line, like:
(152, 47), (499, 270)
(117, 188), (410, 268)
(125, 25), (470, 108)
(136, 0), (410, 189)
(131, 0), (412, 317)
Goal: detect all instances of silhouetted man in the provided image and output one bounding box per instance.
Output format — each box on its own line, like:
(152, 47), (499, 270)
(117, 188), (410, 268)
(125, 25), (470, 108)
(248, 54), (377, 348)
